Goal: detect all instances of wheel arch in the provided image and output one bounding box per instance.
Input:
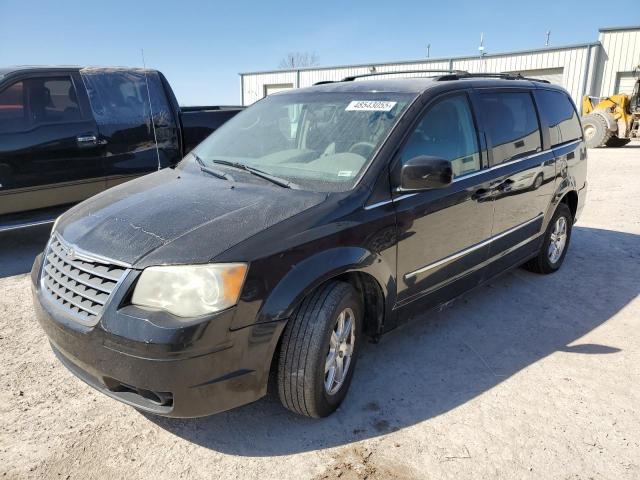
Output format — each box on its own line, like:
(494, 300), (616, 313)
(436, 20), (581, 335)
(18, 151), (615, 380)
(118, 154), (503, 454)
(256, 246), (394, 337)
(560, 190), (578, 221)
(543, 186), (579, 232)
(261, 247), (393, 398)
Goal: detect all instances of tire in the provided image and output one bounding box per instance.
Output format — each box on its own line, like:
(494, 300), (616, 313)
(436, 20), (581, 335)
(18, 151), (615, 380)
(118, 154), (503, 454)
(523, 202), (573, 274)
(582, 113), (612, 148)
(277, 281), (363, 418)
(532, 173), (544, 190)
(604, 136), (631, 148)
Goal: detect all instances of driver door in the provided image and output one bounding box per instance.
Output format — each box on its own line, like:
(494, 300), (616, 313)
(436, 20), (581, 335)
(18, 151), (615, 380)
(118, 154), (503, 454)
(393, 92), (495, 307)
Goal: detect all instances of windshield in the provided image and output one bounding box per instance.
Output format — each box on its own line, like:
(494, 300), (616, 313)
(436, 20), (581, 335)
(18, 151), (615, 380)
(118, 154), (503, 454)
(192, 91), (415, 191)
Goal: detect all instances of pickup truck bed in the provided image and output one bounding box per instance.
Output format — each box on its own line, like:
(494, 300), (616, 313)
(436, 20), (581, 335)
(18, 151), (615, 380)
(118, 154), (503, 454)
(180, 106), (241, 153)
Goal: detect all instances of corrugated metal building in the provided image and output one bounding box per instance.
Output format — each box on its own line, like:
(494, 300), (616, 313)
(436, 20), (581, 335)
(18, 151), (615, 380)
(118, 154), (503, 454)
(239, 25), (640, 108)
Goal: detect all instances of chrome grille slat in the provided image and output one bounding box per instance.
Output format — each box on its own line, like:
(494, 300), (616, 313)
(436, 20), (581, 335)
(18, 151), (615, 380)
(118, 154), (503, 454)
(40, 235), (129, 325)
(49, 241), (126, 281)
(43, 276), (101, 316)
(45, 251), (116, 293)
(43, 263), (109, 305)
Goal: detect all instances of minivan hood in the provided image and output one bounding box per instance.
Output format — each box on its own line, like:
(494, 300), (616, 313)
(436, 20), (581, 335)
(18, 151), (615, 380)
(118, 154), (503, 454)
(56, 166), (326, 267)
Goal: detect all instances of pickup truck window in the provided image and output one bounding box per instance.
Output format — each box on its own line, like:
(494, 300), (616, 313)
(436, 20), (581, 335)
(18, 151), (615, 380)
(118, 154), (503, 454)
(31, 77), (83, 124)
(477, 92), (542, 166)
(193, 92), (414, 192)
(400, 94), (481, 178)
(0, 81), (26, 132)
(80, 68), (179, 167)
(81, 69), (171, 127)
(0, 76), (82, 132)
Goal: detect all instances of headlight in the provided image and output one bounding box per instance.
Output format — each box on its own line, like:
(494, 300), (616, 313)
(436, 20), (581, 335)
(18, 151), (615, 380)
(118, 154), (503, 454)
(131, 263), (248, 318)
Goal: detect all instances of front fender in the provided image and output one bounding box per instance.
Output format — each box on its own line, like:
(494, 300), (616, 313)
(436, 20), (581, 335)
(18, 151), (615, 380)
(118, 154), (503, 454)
(251, 246), (395, 327)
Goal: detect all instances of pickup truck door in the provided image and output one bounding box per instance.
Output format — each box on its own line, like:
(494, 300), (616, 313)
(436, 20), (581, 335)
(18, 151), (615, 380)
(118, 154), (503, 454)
(0, 72), (104, 216)
(80, 69), (181, 189)
(394, 92), (494, 309)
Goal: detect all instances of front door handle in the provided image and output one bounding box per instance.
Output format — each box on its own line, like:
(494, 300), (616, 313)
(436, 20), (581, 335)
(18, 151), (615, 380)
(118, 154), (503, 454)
(76, 134), (103, 148)
(472, 188), (492, 201)
(493, 179), (515, 193)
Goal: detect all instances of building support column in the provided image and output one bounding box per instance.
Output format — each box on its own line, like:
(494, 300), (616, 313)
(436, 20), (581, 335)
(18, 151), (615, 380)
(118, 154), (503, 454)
(240, 74), (245, 106)
(579, 44), (593, 113)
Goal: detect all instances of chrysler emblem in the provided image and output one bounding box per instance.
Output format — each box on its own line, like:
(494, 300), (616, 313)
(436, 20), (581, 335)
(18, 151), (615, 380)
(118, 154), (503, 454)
(63, 244), (76, 260)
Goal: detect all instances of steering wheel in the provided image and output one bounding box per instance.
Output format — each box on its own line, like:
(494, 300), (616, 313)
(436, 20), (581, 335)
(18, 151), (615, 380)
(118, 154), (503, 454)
(348, 142), (376, 157)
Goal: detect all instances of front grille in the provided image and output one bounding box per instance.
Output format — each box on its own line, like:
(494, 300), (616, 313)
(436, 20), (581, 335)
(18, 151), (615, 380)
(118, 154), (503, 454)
(41, 235), (129, 325)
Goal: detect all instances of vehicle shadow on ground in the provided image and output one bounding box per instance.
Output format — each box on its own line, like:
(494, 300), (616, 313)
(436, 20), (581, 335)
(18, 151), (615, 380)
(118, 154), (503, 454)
(0, 225), (51, 278)
(148, 225), (639, 456)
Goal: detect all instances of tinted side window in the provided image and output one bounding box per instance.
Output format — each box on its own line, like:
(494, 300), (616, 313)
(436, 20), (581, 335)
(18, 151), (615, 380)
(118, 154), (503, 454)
(0, 81), (27, 132)
(535, 90), (582, 146)
(81, 69), (172, 129)
(26, 77), (82, 124)
(401, 94), (480, 178)
(80, 69), (180, 166)
(477, 92), (541, 166)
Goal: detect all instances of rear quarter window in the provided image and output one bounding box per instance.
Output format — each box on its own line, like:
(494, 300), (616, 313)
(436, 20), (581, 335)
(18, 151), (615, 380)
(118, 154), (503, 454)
(534, 89), (583, 147)
(477, 91), (541, 166)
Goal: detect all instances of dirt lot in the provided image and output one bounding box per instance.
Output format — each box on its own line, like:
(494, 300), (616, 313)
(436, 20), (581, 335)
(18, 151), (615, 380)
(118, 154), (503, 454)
(1, 145), (639, 479)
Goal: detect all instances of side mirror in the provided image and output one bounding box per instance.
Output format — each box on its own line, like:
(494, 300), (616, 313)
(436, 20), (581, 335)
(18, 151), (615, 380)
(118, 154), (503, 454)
(397, 155), (453, 191)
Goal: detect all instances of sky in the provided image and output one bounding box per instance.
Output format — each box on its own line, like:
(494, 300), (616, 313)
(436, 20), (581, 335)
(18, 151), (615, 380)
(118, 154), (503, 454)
(1, 0), (638, 105)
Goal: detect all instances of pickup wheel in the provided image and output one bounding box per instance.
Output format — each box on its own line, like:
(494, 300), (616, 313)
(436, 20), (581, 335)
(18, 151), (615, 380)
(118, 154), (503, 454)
(277, 281), (362, 418)
(523, 203), (573, 274)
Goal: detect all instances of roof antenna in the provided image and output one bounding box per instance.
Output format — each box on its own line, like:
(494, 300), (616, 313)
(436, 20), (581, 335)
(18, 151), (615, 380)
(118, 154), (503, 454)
(427, 43), (431, 58)
(141, 48), (161, 171)
(545, 30), (551, 46)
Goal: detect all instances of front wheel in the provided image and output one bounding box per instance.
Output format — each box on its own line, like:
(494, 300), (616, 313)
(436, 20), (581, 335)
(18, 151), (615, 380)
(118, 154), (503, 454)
(523, 203), (573, 274)
(277, 281), (362, 418)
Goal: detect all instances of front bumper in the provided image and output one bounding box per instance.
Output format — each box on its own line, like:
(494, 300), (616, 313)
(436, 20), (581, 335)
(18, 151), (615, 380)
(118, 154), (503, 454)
(31, 253), (285, 418)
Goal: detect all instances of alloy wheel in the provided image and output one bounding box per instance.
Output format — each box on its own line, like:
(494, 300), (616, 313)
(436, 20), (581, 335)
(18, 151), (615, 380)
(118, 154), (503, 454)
(548, 216), (568, 264)
(324, 307), (356, 395)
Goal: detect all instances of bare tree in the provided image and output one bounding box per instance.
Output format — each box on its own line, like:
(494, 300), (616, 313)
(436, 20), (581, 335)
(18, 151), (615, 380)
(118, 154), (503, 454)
(278, 52), (319, 69)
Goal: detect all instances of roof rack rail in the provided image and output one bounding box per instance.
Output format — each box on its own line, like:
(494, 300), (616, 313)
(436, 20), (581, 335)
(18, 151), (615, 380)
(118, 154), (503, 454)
(438, 72), (550, 83)
(340, 69), (469, 82)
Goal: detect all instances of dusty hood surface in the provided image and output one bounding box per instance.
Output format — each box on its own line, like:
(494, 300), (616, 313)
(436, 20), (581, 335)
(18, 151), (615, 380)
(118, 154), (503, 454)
(56, 165), (326, 267)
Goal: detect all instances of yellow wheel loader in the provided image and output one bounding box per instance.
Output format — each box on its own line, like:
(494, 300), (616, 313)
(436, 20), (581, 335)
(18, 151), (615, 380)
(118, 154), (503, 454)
(581, 66), (640, 148)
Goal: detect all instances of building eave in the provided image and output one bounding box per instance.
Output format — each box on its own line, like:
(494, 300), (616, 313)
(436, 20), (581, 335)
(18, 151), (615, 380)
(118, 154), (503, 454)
(239, 42), (601, 77)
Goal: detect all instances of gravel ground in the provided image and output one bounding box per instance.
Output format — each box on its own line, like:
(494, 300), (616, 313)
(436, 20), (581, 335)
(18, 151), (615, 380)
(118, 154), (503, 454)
(1, 145), (639, 479)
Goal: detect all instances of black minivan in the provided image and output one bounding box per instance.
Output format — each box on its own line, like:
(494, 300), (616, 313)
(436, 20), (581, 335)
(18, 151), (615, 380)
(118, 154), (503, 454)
(31, 72), (587, 418)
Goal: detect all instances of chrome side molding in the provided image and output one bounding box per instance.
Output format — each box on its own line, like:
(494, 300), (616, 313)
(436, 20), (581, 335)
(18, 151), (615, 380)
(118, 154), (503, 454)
(405, 213), (544, 279)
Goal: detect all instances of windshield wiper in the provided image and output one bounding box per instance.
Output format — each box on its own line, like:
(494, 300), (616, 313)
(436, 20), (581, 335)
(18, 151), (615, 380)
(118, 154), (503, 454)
(192, 153), (233, 181)
(211, 159), (298, 189)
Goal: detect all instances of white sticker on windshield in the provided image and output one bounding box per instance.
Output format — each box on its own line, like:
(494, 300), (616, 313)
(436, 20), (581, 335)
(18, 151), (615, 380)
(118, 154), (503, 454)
(338, 170), (354, 177)
(345, 100), (397, 112)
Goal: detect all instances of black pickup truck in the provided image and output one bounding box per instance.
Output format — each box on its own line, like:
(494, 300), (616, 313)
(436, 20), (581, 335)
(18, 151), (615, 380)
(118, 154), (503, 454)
(0, 66), (242, 228)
